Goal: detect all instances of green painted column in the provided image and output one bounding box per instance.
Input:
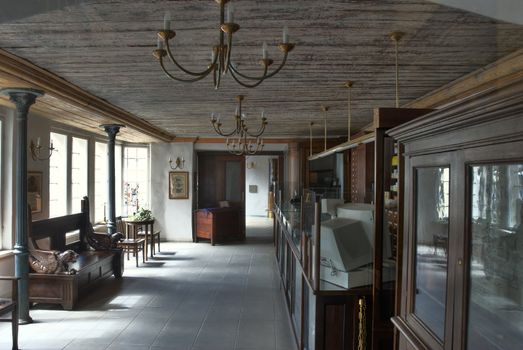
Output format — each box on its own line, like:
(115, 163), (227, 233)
(1, 88), (44, 324)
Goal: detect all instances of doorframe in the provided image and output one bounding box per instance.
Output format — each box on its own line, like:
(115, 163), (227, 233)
(193, 151), (284, 243)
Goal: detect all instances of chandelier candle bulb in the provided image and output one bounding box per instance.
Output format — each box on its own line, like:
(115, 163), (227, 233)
(164, 11), (171, 31)
(36, 137), (41, 147)
(157, 36), (164, 50)
(283, 25), (289, 43)
(262, 42), (268, 59)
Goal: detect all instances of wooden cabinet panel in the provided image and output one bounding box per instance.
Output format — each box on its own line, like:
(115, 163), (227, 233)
(350, 143), (374, 203)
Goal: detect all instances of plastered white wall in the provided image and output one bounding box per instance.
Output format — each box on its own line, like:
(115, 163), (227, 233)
(150, 142), (194, 241)
(245, 155), (276, 216)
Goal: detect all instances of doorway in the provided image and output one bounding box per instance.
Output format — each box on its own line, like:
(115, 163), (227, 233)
(196, 152), (246, 241)
(245, 155), (281, 239)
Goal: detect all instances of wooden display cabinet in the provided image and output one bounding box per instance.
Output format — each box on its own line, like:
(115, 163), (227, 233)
(389, 78), (523, 350)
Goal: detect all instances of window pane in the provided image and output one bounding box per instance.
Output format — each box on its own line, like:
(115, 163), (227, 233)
(94, 142), (107, 222)
(49, 132), (68, 217)
(467, 164), (523, 349)
(0, 120), (2, 244)
(71, 137), (88, 213)
(414, 167), (449, 341)
(123, 146), (149, 215)
(115, 145), (122, 216)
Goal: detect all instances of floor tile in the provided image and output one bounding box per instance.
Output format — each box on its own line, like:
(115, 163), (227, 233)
(0, 217), (296, 350)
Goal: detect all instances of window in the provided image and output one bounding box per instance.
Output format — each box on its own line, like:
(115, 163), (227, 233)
(71, 137), (88, 213)
(49, 132), (68, 217)
(94, 141), (107, 222)
(115, 145), (122, 217)
(0, 119), (3, 246)
(123, 146), (149, 215)
(436, 167), (450, 220)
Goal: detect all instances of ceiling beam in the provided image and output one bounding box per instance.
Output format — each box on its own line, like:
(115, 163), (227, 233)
(0, 49), (174, 143)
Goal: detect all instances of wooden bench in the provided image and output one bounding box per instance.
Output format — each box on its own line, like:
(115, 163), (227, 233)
(28, 197), (124, 310)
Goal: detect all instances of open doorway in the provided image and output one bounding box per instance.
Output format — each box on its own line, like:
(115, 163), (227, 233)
(245, 155), (279, 240)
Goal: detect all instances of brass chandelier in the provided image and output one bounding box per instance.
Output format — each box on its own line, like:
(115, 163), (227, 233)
(211, 95), (267, 155)
(153, 0), (295, 90)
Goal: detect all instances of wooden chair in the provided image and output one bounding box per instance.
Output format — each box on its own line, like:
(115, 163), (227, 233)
(0, 275), (19, 350)
(116, 217), (146, 267)
(137, 228), (161, 255)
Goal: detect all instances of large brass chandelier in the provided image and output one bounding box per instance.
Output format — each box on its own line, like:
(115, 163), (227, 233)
(211, 95), (267, 155)
(153, 0), (295, 90)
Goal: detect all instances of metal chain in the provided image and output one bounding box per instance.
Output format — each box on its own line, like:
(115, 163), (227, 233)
(358, 297), (367, 350)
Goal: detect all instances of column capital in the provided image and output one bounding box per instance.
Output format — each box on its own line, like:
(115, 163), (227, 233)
(1, 88), (44, 114)
(100, 124), (125, 138)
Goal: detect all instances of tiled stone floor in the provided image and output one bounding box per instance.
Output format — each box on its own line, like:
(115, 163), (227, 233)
(0, 217), (296, 350)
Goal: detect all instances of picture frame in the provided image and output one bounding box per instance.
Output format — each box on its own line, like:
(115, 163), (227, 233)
(169, 171), (189, 199)
(27, 171), (43, 213)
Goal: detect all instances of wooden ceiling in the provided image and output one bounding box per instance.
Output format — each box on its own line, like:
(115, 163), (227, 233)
(0, 0), (521, 139)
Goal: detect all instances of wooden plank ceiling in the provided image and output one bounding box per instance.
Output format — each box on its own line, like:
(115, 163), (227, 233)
(0, 0), (521, 139)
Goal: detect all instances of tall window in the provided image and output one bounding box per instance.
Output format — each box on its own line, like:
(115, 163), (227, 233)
(115, 145), (122, 217)
(123, 147), (149, 215)
(49, 132), (68, 217)
(94, 142), (107, 222)
(0, 119), (3, 246)
(71, 137), (88, 213)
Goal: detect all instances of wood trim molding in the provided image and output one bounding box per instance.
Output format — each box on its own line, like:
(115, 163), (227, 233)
(388, 77), (523, 144)
(0, 49), (174, 143)
(404, 48), (523, 109)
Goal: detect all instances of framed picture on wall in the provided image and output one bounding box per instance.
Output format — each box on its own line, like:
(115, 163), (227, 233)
(27, 171), (43, 213)
(169, 171), (189, 199)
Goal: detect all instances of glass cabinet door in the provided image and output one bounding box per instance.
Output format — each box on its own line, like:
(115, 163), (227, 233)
(414, 167), (450, 341)
(466, 163), (523, 349)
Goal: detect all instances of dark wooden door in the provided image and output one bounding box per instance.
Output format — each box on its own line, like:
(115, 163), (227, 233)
(196, 152), (246, 235)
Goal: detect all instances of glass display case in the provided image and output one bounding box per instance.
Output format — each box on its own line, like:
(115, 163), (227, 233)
(273, 188), (372, 350)
(389, 79), (523, 350)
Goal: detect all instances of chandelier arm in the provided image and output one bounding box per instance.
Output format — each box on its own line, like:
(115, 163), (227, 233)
(245, 122), (267, 138)
(212, 122), (238, 137)
(228, 50), (289, 81)
(213, 65), (217, 88)
(229, 66), (268, 89)
(214, 60), (223, 89)
(159, 58), (211, 83)
(228, 61), (268, 81)
(224, 34), (233, 75)
(164, 39), (218, 77)
(227, 139), (244, 156)
(264, 51), (289, 79)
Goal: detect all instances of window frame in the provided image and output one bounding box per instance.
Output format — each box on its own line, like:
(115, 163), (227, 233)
(122, 144), (150, 215)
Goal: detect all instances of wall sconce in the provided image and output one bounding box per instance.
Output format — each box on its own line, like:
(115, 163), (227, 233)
(30, 137), (55, 161)
(246, 161), (256, 169)
(169, 156), (185, 170)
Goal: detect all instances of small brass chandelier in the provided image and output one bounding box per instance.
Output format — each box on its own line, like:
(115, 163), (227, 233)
(153, 0), (295, 90)
(211, 95), (267, 155)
